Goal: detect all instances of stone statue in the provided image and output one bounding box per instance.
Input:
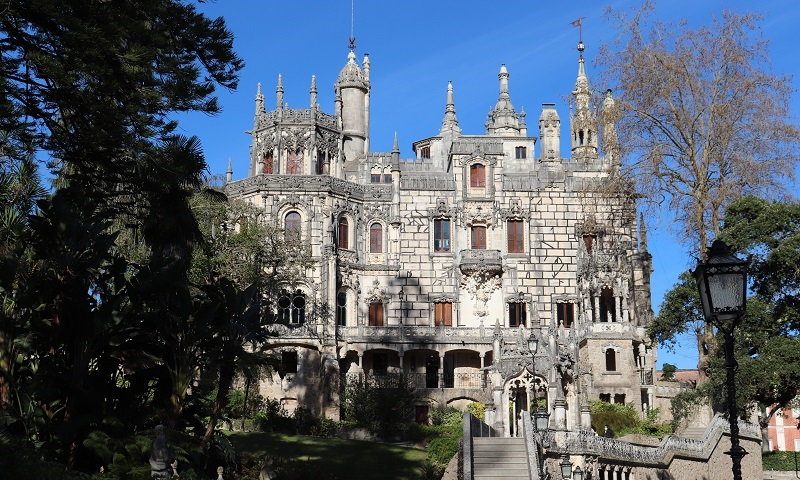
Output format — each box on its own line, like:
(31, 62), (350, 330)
(150, 424), (175, 479)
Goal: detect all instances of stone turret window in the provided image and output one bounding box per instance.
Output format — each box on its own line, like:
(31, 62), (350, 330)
(599, 393), (611, 403)
(315, 151), (326, 175)
(434, 219), (451, 252)
(284, 212), (302, 242)
(434, 302), (453, 327)
(471, 225), (487, 249)
(281, 351), (298, 375)
(470, 164), (486, 187)
(508, 302), (526, 327)
(599, 288), (616, 322)
(338, 217), (349, 249)
(369, 223), (383, 253)
(368, 301), (384, 326)
(614, 393), (626, 404)
(605, 348), (617, 371)
(587, 130), (593, 144)
(514, 146), (527, 159)
(263, 152), (274, 174)
(287, 149), (303, 174)
(579, 130), (585, 145)
(556, 302), (574, 328)
(507, 219), (524, 253)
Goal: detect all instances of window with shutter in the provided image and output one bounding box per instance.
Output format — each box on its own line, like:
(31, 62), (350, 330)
(470, 164), (486, 187)
(370, 223), (383, 253)
(434, 302), (453, 327)
(338, 217), (349, 249)
(368, 302), (384, 326)
(508, 302), (526, 327)
(471, 225), (487, 249)
(507, 219), (524, 253)
(556, 302), (574, 328)
(263, 152), (274, 174)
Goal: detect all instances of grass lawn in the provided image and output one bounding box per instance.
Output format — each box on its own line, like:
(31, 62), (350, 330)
(228, 432), (430, 480)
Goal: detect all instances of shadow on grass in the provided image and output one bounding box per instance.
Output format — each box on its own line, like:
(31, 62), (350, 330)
(229, 432), (429, 480)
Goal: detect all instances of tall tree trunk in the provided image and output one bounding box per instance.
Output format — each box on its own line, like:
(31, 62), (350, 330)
(202, 351), (236, 449)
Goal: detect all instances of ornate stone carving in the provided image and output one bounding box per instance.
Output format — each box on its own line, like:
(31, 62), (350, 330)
(461, 271), (502, 318)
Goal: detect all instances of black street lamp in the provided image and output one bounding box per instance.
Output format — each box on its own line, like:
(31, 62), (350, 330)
(527, 330), (552, 477)
(694, 239), (748, 480)
(398, 287), (405, 325)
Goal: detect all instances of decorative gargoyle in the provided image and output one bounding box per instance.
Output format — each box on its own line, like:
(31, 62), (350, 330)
(556, 350), (575, 384)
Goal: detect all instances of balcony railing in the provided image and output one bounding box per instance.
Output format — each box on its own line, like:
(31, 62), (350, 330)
(639, 368), (654, 386)
(343, 371), (487, 390)
(458, 249), (502, 275)
(336, 325), (526, 343)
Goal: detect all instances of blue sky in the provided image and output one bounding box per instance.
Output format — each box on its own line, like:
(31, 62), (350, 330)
(178, 0), (800, 369)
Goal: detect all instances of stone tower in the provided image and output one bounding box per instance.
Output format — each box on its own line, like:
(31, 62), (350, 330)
(335, 49), (370, 168)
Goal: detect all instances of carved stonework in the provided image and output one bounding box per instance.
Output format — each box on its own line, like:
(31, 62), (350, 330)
(461, 272), (502, 318)
(462, 201), (497, 227)
(499, 198), (529, 220)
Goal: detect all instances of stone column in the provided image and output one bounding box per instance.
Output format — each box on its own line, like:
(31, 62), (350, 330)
(399, 352), (404, 371)
(437, 352), (444, 388)
(581, 404), (592, 430)
(615, 296), (622, 323)
(622, 296), (629, 323)
(553, 398), (567, 430)
(356, 352), (364, 373)
(594, 295), (601, 322)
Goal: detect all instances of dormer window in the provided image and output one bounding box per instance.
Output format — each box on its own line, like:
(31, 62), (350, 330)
(470, 164), (486, 187)
(420, 146), (431, 159)
(515, 146), (527, 159)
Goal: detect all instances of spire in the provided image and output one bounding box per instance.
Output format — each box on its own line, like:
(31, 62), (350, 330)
(486, 64), (521, 136)
(392, 131), (399, 153)
(309, 75), (317, 108)
(253, 82), (264, 125)
(570, 38), (597, 160)
(225, 158), (233, 184)
(439, 81), (461, 136)
(639, 213), (649, 252)
(276, 74), (284, 110)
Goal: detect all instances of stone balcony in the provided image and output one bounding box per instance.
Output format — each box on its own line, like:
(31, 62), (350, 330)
(458, 249), (503, 275)
(336, 325), (525, 345)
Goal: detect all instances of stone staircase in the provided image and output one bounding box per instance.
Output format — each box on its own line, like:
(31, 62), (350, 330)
(680, 427), (707, 440)
(472, 436), (531, 479)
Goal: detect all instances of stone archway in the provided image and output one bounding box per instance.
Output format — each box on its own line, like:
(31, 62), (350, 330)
(503, 369), (548, 437)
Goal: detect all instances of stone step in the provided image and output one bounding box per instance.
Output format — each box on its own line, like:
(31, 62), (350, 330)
(473, 444), (527, 452)
(474, 467), (530, 477)
(473, 437), (525, 443)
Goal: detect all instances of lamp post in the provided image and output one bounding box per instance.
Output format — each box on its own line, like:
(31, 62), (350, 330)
(527, 330), (552, 477)
(694, 239), (748, 480)
(398, 287), (405, 325)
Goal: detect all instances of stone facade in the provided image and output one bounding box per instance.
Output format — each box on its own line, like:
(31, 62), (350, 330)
(225, 41), (657, 433)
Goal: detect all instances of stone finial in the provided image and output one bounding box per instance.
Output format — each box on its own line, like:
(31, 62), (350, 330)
(439, 81), (461, 136)
(486, 64), (521, 136)
(309, 75), (318, 108)
(392, 132), (399, 153)
(276, 74), (284, 110)
(217, 466), (224, 480)
(391, 132), (400, 171)
(362, 53), (370, 81)
(226, 158), (233, 184)
(639, 213), (649, 252)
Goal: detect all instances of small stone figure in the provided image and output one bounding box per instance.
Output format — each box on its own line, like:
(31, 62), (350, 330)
(150, 424), (175, 479)
(603, 424), (614, 438)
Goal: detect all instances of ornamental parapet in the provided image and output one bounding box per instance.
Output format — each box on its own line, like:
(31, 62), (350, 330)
(549, 414), (760, 466)
(225, 174), (392, 200)
(574, 322), (647, 342)
(336, 325), (527, 344)
(459, 249), (503, 275)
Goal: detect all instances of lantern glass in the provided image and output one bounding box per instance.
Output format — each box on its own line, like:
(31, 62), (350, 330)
(695, 240), (747, 322)
(535, 410), (550, 431)
(528, 335), (538, 355)
(560, 456), (573, 478)
(573, 465), (584, 480)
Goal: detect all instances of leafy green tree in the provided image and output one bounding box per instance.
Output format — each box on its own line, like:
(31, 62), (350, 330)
(654, 196), (800, 448)
(661, 363), (677, 381)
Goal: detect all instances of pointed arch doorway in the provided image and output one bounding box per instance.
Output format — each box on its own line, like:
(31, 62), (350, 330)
(504, 369), (548, 437)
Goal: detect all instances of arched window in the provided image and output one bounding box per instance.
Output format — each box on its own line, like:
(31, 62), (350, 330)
(587, 130), (593, 144)
(278, 290), (306, 325)
(336, 291), (348, 326)
(338, 217), (349, 249)
(605, 348), (616, 371)
(470, 164), (486, 187)
(285, 212), (301, 241)
(579, 130), (585, 145)
(600, 288), (616, 322)
(368, 301), (384, 326)
(420, 146), (431, 159)
(263, 152), (274, 174)
(316, 150), (326, 175)
(370, 223), (383, 253)
(287, 149), (303, 174)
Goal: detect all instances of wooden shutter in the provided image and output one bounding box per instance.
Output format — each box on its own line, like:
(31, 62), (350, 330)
(470, 164), (486, 187)
(435, 303), (452, 327)
(370, 223), (383, 253)
(508, 220), (524, 253)
(369, 302), (383, 326)
(338, 218), (348, 249)
(471, 226), (486, 249)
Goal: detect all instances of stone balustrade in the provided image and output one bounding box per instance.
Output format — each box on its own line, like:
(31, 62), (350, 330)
(225, 174), (393, 200)
(458, 249), (503, 275)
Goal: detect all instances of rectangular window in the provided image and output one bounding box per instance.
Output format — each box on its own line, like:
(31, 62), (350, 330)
(281, 351), (298, 374)
(470, 164), (486, 187)
(507, 219), (524, 253)
(614, 394), (626, 404)
(368, 302), (384, 326)
(371, 173), (382, 183)
(471, 225), (487, 249)
(434, 302), (453, 327)
(420, 146), (430, 159)
(509, 302), (526, 327)
(599, 393), (611, 403)
(556, 302), (574, 328)
(383, 173), (393, 183)
(434, 219), (451, 252)
(369, 223), (383, 253)
(515, 146), (527, 159)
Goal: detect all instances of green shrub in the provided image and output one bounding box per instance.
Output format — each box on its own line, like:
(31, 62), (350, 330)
(589, 401), (673, 438)
(426, 422), (462, 471)
(226, 389), (266, 419)
(430, 406), (461, 427)
(341, 374), (418, 438)
(763, 451), (800, 471)
(467, 402), (486, 421)
(254, 399), (294, 434)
